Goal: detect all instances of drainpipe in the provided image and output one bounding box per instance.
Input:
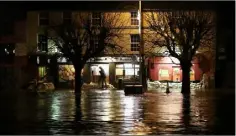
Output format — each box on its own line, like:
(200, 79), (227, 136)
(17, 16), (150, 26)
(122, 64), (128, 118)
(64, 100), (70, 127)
(139, 0), (147, 91)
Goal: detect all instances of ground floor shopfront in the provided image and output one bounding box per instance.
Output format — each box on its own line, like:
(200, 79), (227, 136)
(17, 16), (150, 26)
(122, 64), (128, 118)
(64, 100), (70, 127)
(35, 55), (141, 88)
(148, 56), (202, 82)
(34, 55), (203, 89)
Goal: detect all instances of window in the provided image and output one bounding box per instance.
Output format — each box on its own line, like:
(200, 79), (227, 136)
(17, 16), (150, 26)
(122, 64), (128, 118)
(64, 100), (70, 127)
(93, 35), (99, 46)
(115, 63), (139, 80)
(39, 12), (49, 26)
(58, 65), (75, 82)
(159, 69), (170, 81)
(92, 12), (101, 26)
(38, 67), (47, 78)
(63, 11), (72, 24)
(130, 34), (140, 51)
(131, 11), (139, 25)
(37, 34), (48, 52)
(91, 35), (99, 51)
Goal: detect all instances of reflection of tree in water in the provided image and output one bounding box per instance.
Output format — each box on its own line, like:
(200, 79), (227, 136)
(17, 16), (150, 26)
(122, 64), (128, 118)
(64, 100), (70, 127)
(181, 94), (191, 134)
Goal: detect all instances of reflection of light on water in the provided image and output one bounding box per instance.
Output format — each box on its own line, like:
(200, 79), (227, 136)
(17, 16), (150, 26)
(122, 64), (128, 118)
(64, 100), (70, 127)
(48, 92), (76, 134)
(100, 99), (112, 121)
(49, 92), (75, 121)
(124, 97), (134, 117)
(81, 91), (113, 121)
(123, 97), (151, 135)
(158, 96), (182, 123)
(51, 97), (60, 121)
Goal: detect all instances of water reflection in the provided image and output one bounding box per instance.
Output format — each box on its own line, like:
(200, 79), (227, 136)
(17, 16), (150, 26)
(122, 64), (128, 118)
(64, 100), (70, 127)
(0, 89), (234, 135)
(181, 94), (191, 134)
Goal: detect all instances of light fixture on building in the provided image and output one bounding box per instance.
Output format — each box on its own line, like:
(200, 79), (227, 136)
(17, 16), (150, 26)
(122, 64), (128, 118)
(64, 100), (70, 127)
(37, 56), (40, 64)
(48, 59), (50, 63)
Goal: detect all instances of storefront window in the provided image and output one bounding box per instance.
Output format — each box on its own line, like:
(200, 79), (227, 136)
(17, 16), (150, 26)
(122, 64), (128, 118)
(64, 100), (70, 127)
(115, 63), (139, 80)
(58, 65), (75, 82)
(159, 69), (170, 81)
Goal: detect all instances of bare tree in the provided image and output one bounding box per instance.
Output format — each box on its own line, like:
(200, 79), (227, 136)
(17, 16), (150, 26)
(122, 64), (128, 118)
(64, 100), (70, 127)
(47, 12), (126, 96)
(145, 10), (215, 94)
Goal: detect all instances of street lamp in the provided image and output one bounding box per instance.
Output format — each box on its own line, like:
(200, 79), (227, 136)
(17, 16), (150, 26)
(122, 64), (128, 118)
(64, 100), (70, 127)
(138, 0), (147, 91)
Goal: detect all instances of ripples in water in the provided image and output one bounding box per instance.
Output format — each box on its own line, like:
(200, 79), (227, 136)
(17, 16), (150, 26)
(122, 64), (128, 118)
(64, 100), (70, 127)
(0, 89), (234, 135)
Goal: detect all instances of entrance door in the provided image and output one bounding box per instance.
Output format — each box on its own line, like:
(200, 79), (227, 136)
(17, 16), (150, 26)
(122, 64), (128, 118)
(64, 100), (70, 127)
(91, 64), (109, 83)
(172, 67), (181, 82)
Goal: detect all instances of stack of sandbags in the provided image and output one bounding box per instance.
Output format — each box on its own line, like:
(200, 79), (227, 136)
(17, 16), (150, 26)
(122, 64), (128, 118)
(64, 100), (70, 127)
(37, 82), (55, 93)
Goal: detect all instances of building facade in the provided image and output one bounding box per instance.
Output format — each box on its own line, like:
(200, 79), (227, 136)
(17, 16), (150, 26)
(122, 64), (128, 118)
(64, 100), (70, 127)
(26, 9), (214, 88)
(0, 20), (29, 89)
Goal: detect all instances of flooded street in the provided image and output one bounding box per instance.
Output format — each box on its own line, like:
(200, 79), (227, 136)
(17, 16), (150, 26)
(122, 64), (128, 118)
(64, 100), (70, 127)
(0, 89), (234, 135)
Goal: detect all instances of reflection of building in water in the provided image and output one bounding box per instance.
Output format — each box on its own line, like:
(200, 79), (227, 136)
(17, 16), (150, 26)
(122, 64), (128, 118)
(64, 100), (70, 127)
(122, 96), (149, 134)
(81, 90), (122, 122)
(47, 91), (76, 134)
(142, 92), (216, 133)
(49, 92), (75, 121)
(142, 94), (182, 133)
(81, 90), (124, 135)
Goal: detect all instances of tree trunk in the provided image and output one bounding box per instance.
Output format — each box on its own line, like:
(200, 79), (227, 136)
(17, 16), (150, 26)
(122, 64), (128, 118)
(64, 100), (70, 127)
(74, 65), (83, 93)
(181, 64), (191, 94)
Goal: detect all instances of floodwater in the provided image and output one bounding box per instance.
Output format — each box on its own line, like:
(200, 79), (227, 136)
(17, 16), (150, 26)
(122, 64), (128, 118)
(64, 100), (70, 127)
(0, 89), (234, 135)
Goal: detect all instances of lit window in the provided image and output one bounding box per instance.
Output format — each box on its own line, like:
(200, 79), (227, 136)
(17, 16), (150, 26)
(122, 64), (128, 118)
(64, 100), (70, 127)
(39, 67), (47, 78)
(37, 34), (48, 52)
(130, 34), (140, 51)
(39, 12), (49, 26)
(190, 69), (195, 81)
(63, 11), (72, 24)
(92, 12), (101, 26)
(159, 69), (170, 80)
(131, 11), (139, 25)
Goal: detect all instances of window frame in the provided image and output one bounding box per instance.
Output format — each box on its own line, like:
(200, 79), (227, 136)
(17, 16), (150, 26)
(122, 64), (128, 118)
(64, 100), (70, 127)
(62, 11), (72, 24)
(38, 12), (49, 26)
(130, 34), (140, 51)
(130, 11), (139, 26)
(37, 34), (48, 52)
(91, 12), (102, 26)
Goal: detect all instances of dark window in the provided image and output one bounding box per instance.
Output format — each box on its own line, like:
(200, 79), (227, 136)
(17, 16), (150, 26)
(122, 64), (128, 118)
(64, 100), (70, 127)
(0, 44), (15, 64)
(130, 34), (140, 51)
(37, 34), (48, 52)
(92, 12), (101, 26)
(63, 11), (72, 24)
(91, 35), (99, 51)
(131, 11), (139, 25)
(39, 12), (49, 26)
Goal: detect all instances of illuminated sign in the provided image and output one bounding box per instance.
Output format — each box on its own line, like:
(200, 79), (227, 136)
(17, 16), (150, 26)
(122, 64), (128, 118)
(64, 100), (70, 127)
(87, 57), (141, 63)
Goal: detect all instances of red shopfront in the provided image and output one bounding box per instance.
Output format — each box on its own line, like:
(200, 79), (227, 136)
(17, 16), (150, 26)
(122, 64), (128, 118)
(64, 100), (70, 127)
(148, 57), (202, 82)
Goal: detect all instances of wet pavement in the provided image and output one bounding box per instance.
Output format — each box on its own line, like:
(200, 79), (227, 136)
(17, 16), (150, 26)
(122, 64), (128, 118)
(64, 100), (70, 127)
(0, 89), (234, 135)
